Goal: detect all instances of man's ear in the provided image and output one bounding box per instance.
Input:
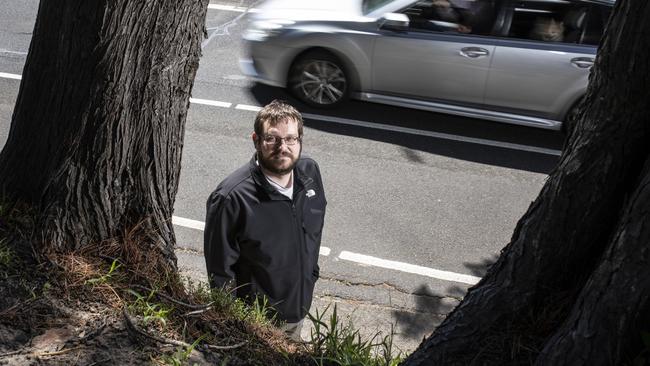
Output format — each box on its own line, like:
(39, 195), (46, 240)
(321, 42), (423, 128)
(252, 132), (259, 149)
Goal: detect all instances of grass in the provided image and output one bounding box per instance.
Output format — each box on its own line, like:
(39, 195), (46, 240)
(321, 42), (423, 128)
(0, 238), (12, 268)
(127, 287), (174, 327)
(307, 304), (403, 366)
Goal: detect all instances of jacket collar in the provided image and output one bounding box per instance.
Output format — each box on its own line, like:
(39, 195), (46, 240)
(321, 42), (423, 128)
(249, 153), (309, 200)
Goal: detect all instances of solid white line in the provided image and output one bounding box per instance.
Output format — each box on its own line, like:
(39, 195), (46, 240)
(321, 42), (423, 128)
(235, 104), (262, 112)
(172, 216), (206, 231)
(303, 113), (562, 156)
(0, 72), (21, 80)
(338, 250), (481, 285)
(190, 98), (232, 108)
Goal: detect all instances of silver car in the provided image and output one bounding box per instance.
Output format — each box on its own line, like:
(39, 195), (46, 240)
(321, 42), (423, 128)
(239, 0), (613, 130)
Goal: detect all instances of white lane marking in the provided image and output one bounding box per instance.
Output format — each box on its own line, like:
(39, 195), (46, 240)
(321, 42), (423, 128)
(235, 104), (262, 112)
(207, 4), (247, 12)
(190, 98), (232, 108)
(302, 113), (562, 157)
(0, 49), (28, 56)
(339, 250), (481, 285)
(172, 215), (476, 283)
(173, 214), (332, 257)
(0, 72), (21, 80)
(0, 73), (560, 156)
(172, 216), (206, 231)
(207, 4), (259, 13)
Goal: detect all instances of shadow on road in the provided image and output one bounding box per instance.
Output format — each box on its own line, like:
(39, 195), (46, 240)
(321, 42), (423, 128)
(390, 284), (451, 340)
(388, 254), (502, 340)
(464, 254), (500, 277)
(248, 83), (564, 174)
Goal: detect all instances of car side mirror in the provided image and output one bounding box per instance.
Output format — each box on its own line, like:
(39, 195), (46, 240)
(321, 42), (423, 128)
(379, 13), (409, 31)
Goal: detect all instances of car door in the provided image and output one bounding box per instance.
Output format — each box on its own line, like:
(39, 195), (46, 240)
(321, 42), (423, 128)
(483, 0), (611, 120)
(371, 0), (499, 106)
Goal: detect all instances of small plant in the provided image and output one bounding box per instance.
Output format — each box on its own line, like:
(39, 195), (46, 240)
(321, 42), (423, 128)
(159, 335), (204, 366)
(307, 304), (403, 366)
(85, 259), (121, 285)
(0, 238), (12, 268)
(127, 288), (173, 327)
(206, 285), (275, 326)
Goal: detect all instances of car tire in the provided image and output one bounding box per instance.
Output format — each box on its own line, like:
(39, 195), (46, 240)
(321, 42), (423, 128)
(288, 51), (349, 108)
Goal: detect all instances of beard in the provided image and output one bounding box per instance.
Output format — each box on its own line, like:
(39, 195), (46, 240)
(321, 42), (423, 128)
(257, 147), (301, 176)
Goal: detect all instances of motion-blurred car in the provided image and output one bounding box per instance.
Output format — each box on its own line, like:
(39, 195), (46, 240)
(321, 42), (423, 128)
(239, 0), (613, 130)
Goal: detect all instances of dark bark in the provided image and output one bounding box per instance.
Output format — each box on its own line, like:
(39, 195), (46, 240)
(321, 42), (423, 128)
(0, 0), (208, 265)
(402, 0), (650, 364)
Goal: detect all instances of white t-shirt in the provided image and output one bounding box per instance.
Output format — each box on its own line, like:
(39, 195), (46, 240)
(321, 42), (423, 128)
(265, 173), (293, 199)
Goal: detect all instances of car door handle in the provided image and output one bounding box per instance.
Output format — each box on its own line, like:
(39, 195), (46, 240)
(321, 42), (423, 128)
(460, 47), (489, 58)
(571, 57), (594, 69)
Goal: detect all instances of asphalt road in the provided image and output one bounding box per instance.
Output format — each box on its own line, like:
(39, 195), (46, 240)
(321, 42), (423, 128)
(0, 0), (564, 352)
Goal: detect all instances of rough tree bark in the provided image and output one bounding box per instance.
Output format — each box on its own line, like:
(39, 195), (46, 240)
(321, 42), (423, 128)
(402, 0), (650, 365)
(0, 0), (208, 267)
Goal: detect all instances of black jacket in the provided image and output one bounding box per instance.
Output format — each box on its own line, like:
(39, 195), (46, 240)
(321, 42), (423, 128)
(204, 154), (327, 322)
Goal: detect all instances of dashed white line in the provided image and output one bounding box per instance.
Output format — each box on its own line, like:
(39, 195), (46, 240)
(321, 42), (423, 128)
(235, 104), (262, 112)
(172, 215), (477, 284)
(339, 250), (481, 285)
(207, 4), (250, 12)
(0, 72), (21, 80)
(172, 216), (205, 231)
(189, 97), (232, 108)
(0, 71), (561, 156)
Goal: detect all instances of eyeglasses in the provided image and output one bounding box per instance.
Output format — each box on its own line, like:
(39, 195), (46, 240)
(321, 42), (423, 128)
(261, 134), (302, 146)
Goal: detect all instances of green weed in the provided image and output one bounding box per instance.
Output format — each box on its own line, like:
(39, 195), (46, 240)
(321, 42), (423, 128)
(308, 304), (403, 366)
(0, 238), (12, 268)
(127, 288), (173, 327)
(160, 335), (205, 366)
(85, 259), (121, 285)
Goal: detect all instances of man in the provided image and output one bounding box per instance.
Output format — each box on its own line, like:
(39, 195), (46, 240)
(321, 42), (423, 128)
(204, 100), (326, 341)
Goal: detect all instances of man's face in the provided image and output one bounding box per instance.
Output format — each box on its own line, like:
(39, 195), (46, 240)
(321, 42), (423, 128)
(254, 118), (302, 176)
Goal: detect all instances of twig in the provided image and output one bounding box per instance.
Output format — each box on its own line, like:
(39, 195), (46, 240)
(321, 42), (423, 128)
(35, 346), (84, 357)
(0, 349), (25, 358)
(204, 340), (248, 350)
(131, 284), (213, 310)
(122, 307), (192, 348)
(182, 307), (213, 317)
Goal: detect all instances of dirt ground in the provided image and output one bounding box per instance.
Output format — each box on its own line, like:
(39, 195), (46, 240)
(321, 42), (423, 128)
(0, 236), (305, 366)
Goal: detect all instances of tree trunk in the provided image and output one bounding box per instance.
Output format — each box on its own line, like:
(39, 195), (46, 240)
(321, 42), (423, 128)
(0, 0), (208, 266)
(402, 1), (650, 364)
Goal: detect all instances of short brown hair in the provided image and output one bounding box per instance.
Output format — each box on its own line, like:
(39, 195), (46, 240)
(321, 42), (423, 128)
(254, 100), (303, 137)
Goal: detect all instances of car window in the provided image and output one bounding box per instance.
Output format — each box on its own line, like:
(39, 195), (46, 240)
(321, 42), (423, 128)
(401, 0), (499, 36)
(502, 0), (611, 45)
(363, 0), (399, 15)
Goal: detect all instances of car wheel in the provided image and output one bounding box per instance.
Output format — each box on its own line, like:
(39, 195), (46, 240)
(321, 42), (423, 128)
(289, 51), (349, 107)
